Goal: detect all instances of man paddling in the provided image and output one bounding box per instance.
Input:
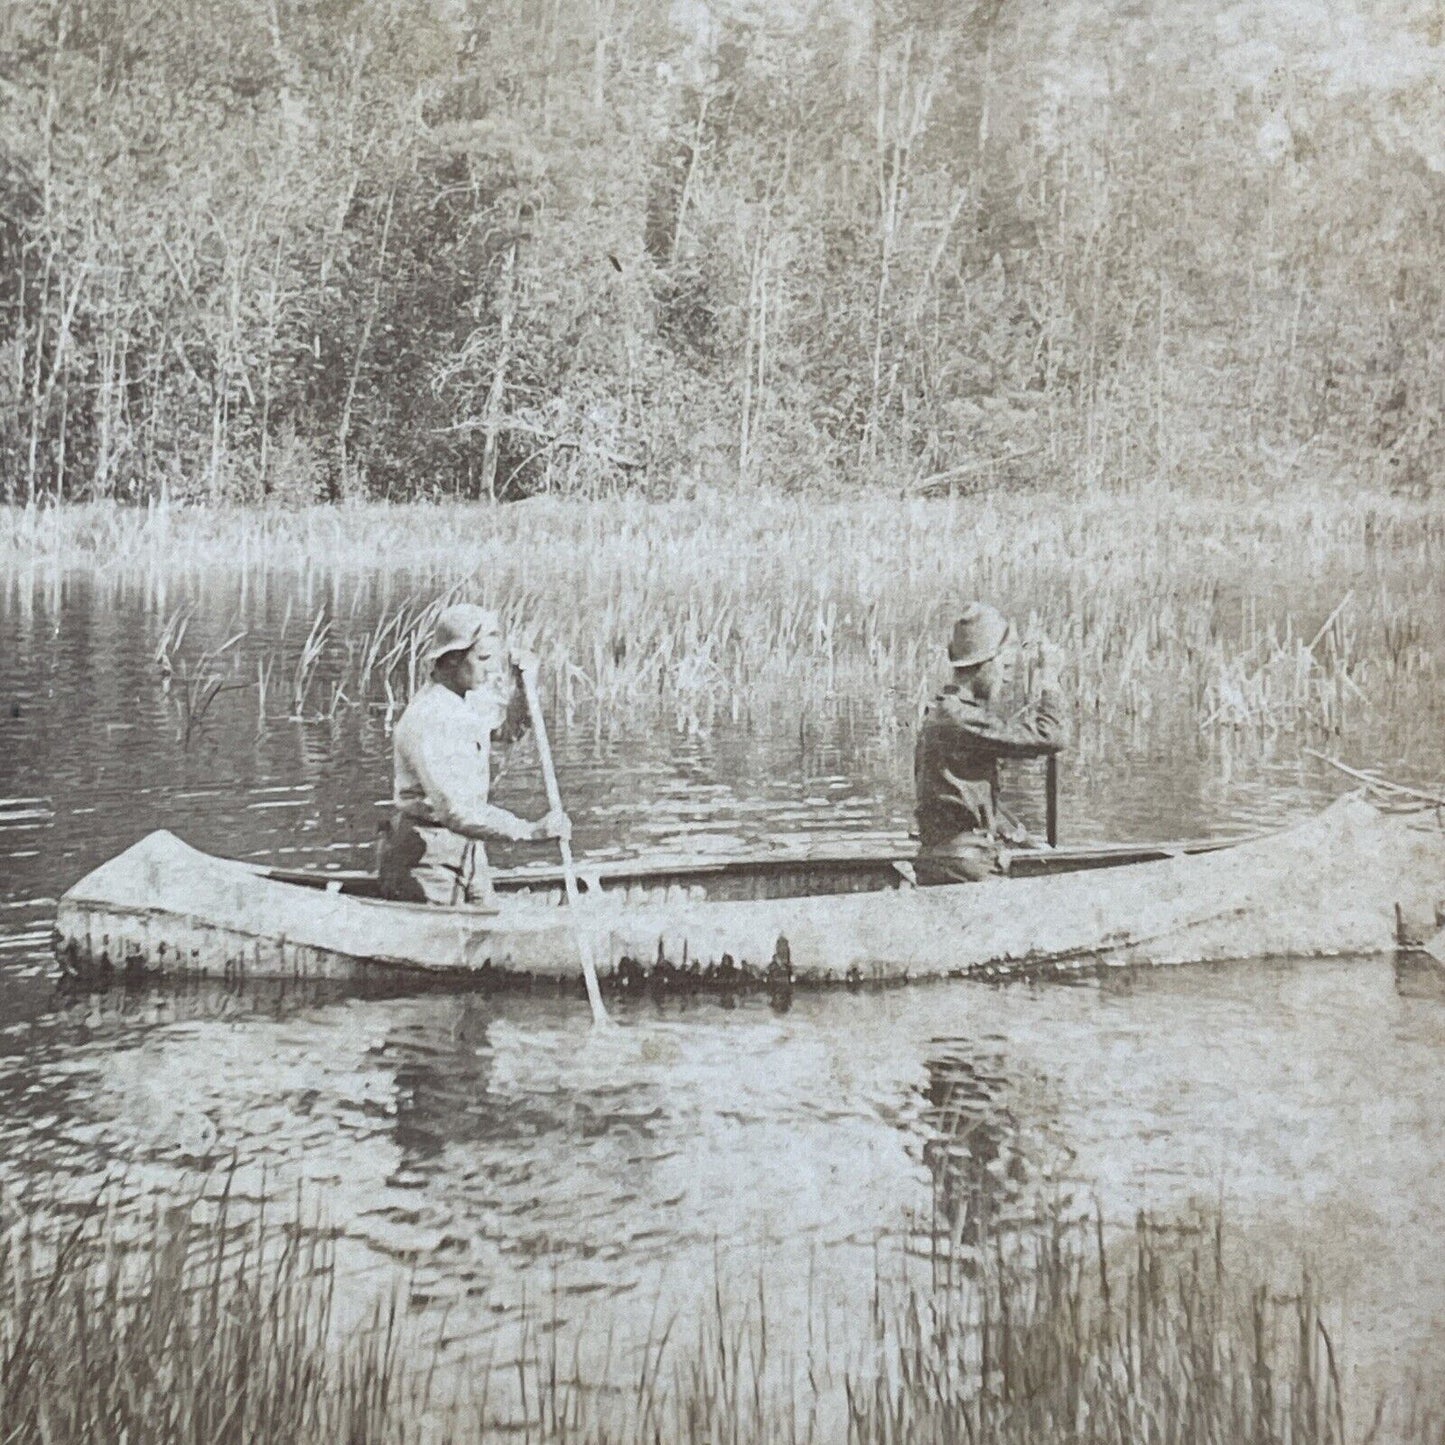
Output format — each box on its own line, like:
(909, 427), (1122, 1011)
(379, 603), (570, 905)
(914, 601), (1068, 884)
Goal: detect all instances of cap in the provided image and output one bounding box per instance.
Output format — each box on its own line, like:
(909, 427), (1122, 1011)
(947, 602), (1011, 669)
(425, 603), (501, 664)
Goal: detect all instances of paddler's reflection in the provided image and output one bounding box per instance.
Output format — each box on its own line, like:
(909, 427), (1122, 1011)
(1395, 951), (1445, 1003)
(383, 996), (502, 1165)
(919, 1044), (1033, 1262)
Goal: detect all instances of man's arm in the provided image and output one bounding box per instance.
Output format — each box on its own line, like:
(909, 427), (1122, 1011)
(931, 686), (1068, 757)
(493, 652), (535, 745)
(409, 728), (538, 842)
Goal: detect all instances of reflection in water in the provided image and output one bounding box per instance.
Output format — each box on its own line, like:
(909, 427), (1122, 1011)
(920, 1045), (1029, 1259)
(387, 998), (499, 1165)
(0, 959), (1443, 1421)
(3, 577), (1445, 1423)
(1394, 953), (1445, 1004)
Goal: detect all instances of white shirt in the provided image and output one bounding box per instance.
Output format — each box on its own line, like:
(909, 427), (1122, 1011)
(392, 682), (529, 841)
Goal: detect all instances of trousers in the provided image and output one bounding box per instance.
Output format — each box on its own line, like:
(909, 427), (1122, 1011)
(914, 834), (1001, 886)
(377, 816), (496, 906)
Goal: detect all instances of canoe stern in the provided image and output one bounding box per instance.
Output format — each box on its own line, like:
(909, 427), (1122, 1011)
(55, 830), (585, 985)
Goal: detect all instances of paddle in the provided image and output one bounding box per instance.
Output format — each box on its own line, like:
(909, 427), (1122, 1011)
(519, 667), (610, 1026)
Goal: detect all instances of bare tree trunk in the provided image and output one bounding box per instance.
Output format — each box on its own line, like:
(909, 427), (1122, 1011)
(738, 231), (764, 483)
(94, 322), (116, 497)
(205, 201), (261, 497)
(860, 32), (938, 472)
(25, 83), (58, 503)
(318, 48), (373, 296)
(55, 352), (69, 500)
(671, 95), (710, 263)
(142, 328), (167, 494)
(9, 219), (29, 504)
(114, 331), (132, 496)
(736, 134), (793, 484)
(480, 242), (517, 501)
(338, 185), (394, 496)
(24, 252), (53, 505)
(590, 0), (615, 111)
(208, 377), (226, 497)
(27, 255), (86, 503)
(258, 231), (287, 495)
(864, 38), (906, 468)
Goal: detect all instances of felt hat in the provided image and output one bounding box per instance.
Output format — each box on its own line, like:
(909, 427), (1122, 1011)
(947, 602), (1011, 669)
(426, 603), (501, 664)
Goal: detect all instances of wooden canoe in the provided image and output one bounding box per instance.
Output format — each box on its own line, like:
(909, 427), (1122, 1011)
(53, 796), (1445, 992)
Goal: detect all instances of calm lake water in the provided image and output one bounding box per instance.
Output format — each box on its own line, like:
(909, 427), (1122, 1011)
(2, 571), (1444, 1425)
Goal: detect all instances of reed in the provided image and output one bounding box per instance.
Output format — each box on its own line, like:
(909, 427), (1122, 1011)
(153, 605), (250, 748)
(1, 487), (1440, 756)
(846, 1208), (1349, 1445)
(289, 608), (332, 720)
(0, 1179), (432, 1445)
(1, 1179), (1437, 1445)
(255, 654), (273, 732)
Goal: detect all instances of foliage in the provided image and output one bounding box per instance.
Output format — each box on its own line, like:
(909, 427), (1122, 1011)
(0, 0), (1441, 502)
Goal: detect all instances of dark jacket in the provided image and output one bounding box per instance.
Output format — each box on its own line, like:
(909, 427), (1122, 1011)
(914, 684), (1067, 849)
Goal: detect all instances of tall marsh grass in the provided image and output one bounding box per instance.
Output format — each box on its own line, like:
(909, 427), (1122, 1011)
(1, 1181), (1435, 1445)
(2, 488), (1441, 752)
(0, 1182), (427, 1445)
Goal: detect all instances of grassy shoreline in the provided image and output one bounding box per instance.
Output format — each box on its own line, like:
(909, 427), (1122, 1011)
(0, 1178), (1431, 1445)
(3, 487), (1439, 754)
(2, 482), (1441, 576)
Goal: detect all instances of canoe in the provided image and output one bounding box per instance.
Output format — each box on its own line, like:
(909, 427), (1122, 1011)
(54, 795), (1445, 992)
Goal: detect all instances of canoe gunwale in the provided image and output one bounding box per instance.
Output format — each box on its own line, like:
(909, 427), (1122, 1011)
(254, 832), (1258, 897)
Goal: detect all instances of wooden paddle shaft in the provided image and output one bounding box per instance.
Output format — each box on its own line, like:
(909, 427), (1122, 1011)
(1045, 753), (1059, 847)
(520, 669), (608, 1024)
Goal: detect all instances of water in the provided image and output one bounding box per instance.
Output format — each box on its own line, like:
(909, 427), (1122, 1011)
(2, 572), (1444, 1424)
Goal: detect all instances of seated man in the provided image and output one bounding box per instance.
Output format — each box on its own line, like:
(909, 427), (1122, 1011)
(914, 601), (1067, 884)
(378, 602), (570, 906)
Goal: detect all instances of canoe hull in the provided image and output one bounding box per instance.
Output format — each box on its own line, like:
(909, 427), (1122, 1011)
(54, 829), (587, 987)
(54, 797), (1445, 989)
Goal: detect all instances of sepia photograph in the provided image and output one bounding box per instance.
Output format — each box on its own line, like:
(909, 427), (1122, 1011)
(1, 0), (1443, 1439)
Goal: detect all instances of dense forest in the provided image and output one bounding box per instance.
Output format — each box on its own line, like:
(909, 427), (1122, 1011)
(0, 0), (1442, 502)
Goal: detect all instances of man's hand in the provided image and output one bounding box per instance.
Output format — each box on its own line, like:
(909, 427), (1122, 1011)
(1028, 639), (1063, 688)
(509, 646), (541, 681)
(531, 808), (572, 843)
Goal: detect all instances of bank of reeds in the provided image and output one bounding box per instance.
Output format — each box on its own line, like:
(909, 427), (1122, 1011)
(850, 1212), (1348, 1445)
(0, 1182), (428, 1445)
(1, 488), (1440, 749)
(1, 1180), (1436, 1445)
